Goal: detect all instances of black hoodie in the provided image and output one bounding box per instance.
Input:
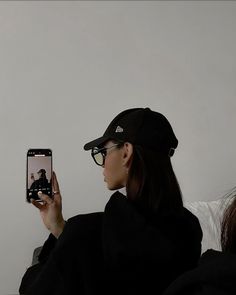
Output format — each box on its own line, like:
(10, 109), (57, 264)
(19, 191), (202, 295)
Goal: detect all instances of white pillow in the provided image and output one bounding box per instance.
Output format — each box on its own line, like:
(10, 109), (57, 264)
(185, 198), (231, 253)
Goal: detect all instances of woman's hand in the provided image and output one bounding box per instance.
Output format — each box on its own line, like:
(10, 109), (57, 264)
(31, 171), (66, 238)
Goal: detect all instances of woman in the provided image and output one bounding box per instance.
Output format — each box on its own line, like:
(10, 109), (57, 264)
(163, 192), (236, 295)
(19, 107), (202, 295)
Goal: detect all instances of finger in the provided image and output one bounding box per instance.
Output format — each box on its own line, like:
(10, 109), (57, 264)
(52, 171), (60, 192)
(31, 199), (44, 210)
(38, 192), (53, 204)
(53, 193), (62, 204)
(52, 172), (61, 201)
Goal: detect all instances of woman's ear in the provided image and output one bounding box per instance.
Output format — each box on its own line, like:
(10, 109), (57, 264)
(122, 142), (133, 168)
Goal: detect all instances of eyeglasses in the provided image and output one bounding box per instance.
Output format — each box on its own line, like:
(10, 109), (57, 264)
(91, 144), (122, 166)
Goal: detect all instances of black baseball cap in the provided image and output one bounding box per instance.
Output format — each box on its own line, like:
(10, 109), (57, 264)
(84, 108), (178, 156)
(37, 169), (46, 174)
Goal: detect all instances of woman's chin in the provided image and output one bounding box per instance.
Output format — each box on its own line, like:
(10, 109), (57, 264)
(106, 183), (124, 191)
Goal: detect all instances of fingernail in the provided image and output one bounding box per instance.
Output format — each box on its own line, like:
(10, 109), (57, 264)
(38, 191), (43, 198)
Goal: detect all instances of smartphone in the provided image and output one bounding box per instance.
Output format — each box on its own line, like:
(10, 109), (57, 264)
(26, 149), (53, 203)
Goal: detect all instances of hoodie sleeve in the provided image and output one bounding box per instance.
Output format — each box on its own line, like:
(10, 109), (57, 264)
(19, 212), (103, 295)
(163, 250), (236, 295)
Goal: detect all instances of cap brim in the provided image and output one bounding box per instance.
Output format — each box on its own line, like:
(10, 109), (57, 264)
(83, 136), (109, 151)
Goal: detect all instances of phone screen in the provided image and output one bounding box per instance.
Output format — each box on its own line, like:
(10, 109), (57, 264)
(26, 149), (52, 203)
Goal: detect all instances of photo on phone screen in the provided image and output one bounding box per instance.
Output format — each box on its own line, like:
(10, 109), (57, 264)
(26, 149), (52, 203)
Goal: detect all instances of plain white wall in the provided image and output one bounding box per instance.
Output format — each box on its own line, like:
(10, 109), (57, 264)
(0, 1), (236, 294)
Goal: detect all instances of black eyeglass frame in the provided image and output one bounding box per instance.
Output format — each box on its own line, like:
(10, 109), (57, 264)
(91, 143), (124, 166)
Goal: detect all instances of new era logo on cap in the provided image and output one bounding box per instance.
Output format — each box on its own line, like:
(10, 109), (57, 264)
(115, 126), (124, 133)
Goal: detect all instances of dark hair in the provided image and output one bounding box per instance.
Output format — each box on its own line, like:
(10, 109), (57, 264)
(125, 145), (183, 215)
(221, 193), (236, 253)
